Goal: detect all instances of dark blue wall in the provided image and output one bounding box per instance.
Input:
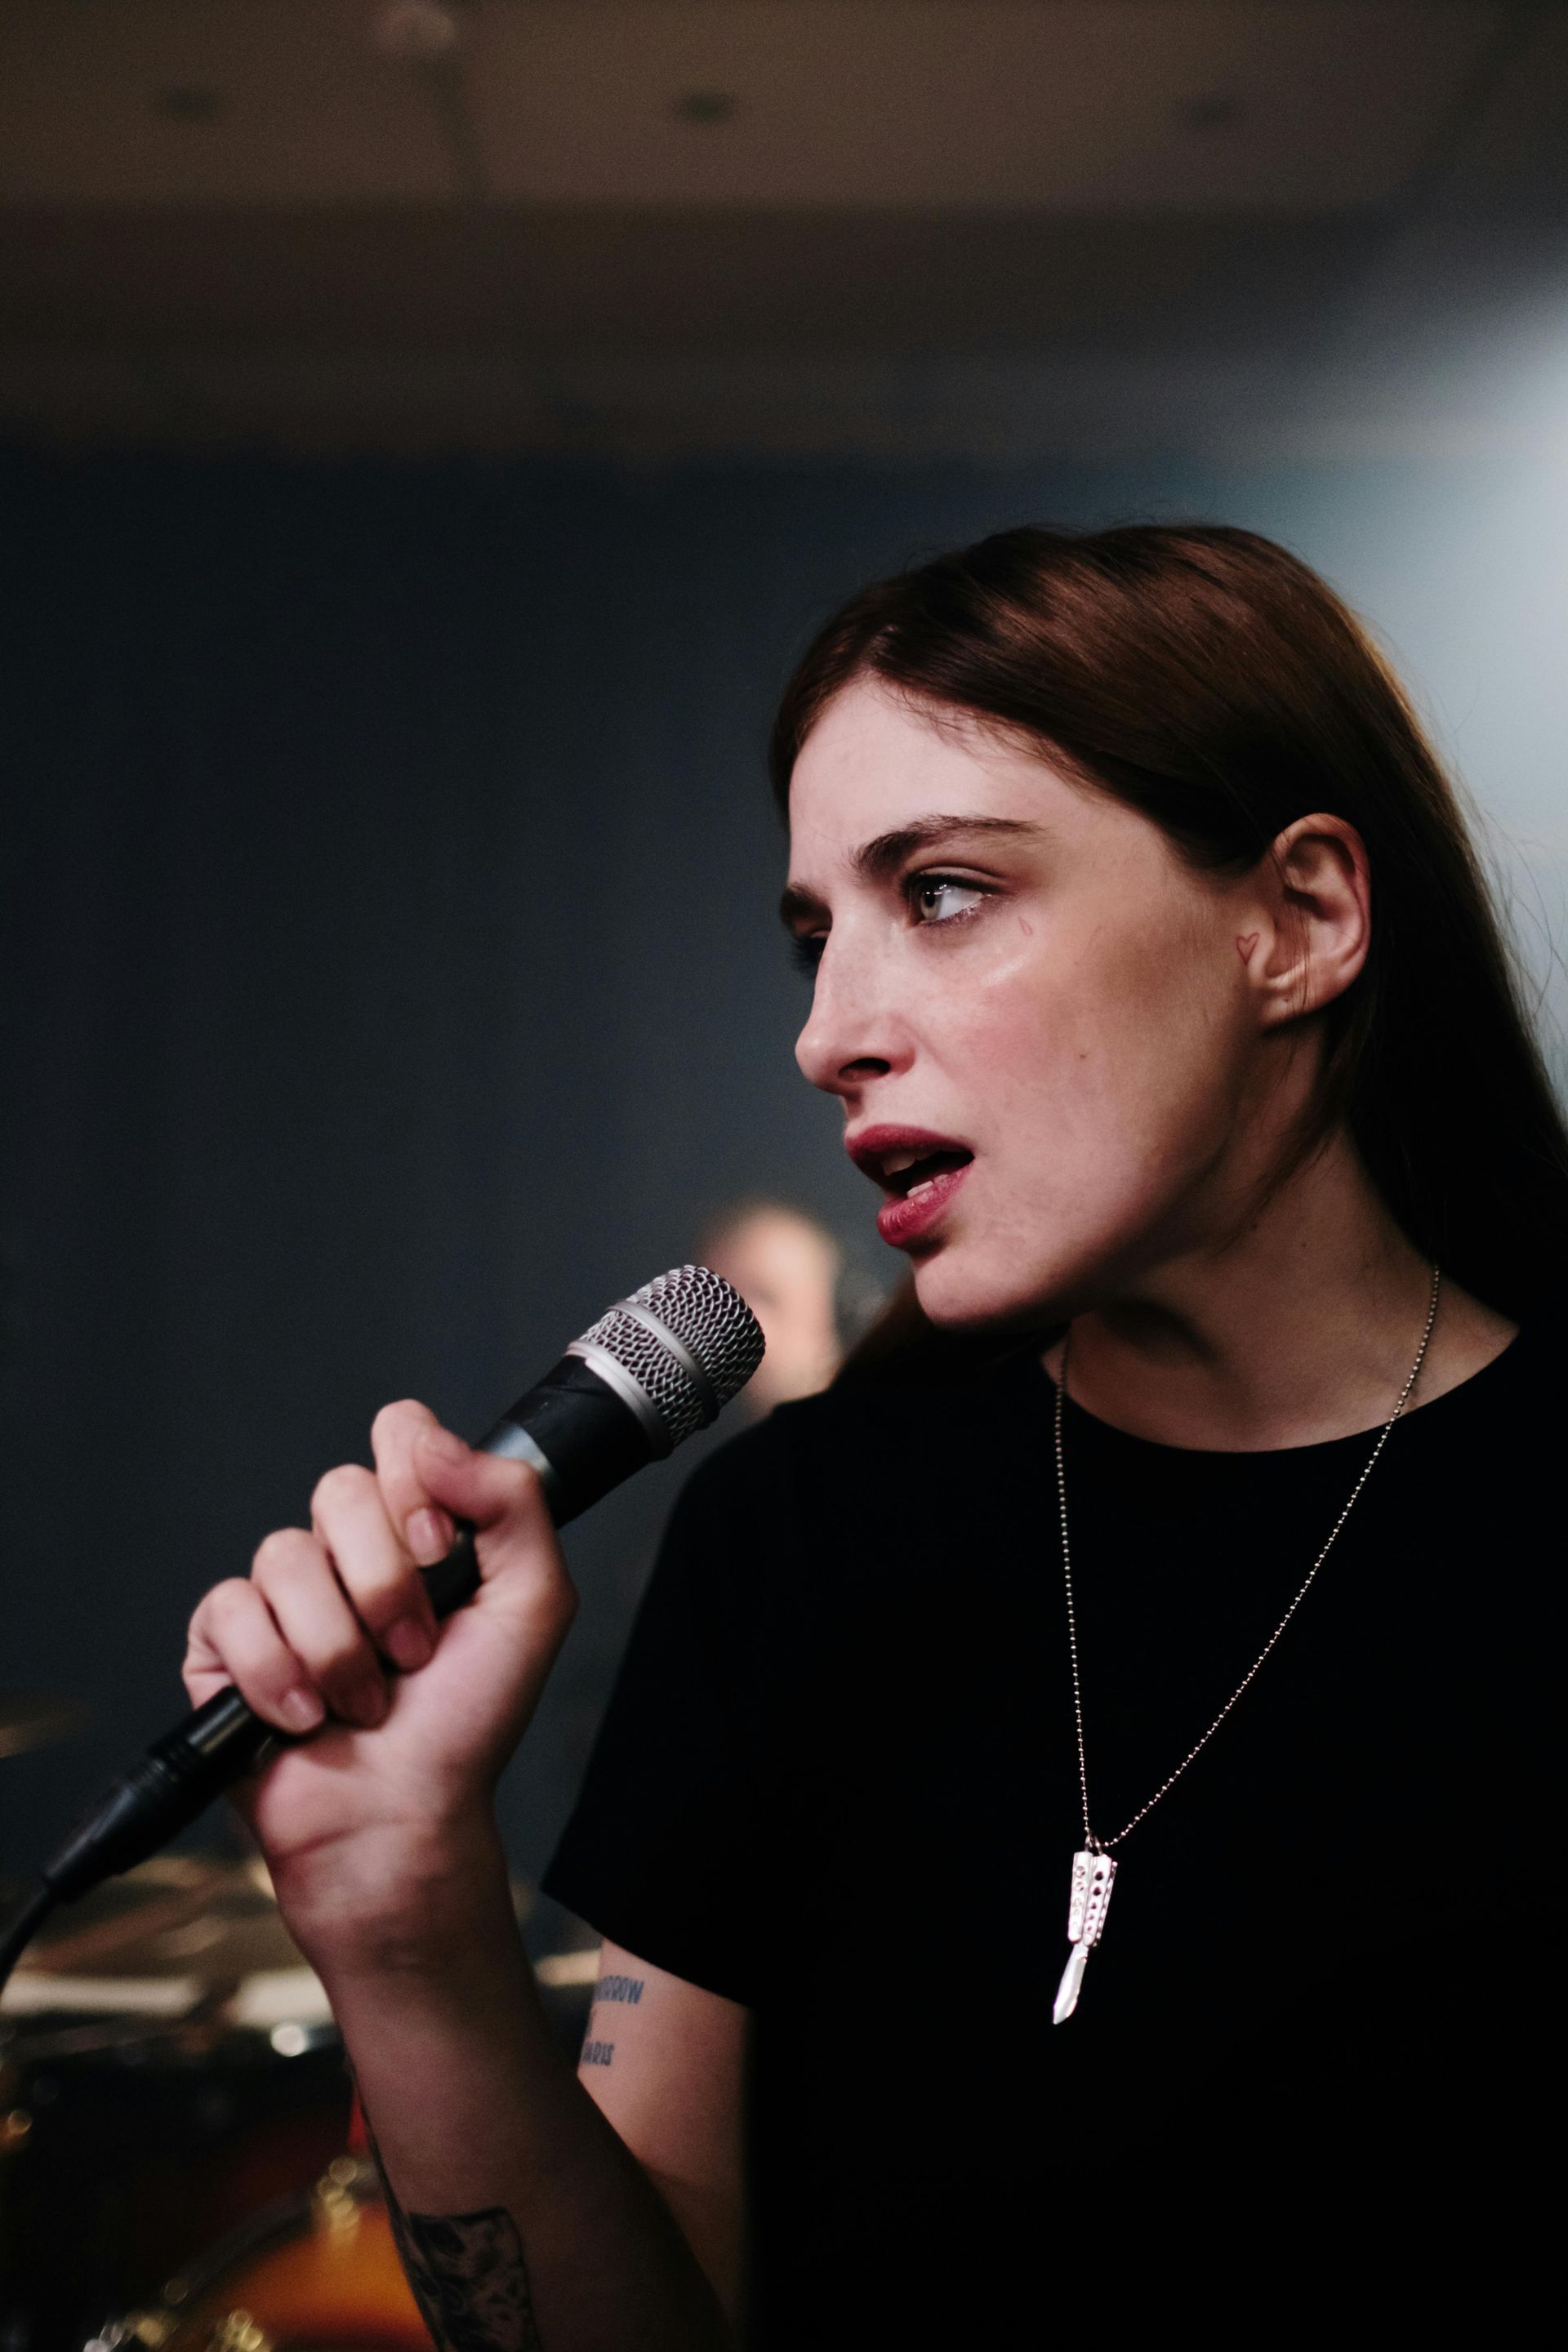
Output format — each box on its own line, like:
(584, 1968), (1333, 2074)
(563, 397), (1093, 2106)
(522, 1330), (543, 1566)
(3, 448), (1563, 1909)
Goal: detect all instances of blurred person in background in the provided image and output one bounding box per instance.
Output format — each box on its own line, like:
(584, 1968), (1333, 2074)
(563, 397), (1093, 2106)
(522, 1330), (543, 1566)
(182, 525), (1562, 2348)
(697, 1200), (843, 1415)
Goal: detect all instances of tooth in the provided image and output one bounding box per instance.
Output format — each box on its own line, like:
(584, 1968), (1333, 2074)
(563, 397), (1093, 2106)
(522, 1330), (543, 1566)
(908, 1177), (936, 1199)
(883, 1151), (919, 1176)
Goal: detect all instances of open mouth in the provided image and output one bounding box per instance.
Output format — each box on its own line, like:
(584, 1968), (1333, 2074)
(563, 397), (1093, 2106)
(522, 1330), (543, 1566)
(872, 1144), (974, 1201)
(847, 1128), (976, 1246)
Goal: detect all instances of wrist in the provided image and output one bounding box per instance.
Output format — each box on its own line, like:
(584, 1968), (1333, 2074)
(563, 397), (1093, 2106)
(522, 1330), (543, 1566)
(270, 1812), (518, 1979)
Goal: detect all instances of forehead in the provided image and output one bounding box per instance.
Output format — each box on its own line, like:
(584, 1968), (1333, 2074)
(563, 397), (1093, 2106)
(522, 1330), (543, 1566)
(786, 677), (1076, 862)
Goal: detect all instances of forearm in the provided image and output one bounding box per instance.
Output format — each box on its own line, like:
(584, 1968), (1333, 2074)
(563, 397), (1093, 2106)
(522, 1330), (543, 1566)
(307, 1828), (733, 2352)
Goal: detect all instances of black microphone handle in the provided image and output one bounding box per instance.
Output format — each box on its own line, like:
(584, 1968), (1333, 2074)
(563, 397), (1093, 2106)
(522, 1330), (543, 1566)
(38, 1526), (484, 1901)
(40, 1355), (657, 1904)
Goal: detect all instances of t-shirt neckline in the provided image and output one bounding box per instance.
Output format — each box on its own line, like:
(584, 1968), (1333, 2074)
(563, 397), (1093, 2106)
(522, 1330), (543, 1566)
(1013, 1319), (1528, 1468)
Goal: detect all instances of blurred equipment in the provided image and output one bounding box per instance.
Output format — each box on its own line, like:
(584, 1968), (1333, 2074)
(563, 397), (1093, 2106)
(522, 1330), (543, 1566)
(82, 2158), (428, 2352)
(8, 1854), (313, 2006)
(0, 1855), (586, 2347)
(0, 1695), (89, 1761)
(700, 1203), (843, 1414)
(0, 1859), (353, 2349)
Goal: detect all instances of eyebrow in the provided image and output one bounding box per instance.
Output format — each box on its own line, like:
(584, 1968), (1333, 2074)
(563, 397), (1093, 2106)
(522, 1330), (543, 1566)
(778, 813), (1049, 929)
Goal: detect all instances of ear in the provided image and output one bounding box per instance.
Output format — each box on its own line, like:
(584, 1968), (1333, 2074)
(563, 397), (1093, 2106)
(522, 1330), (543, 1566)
(1241, 814), (1370, 1028)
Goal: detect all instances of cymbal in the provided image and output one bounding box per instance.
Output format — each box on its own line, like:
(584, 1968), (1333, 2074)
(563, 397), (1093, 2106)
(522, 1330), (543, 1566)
(3, 1851), (537, 2003)
(2, 1851), (541, 2042)
(0, 1692), (89, 1759)
(18, 1855), (303, 1984)
(1, 1857), (314, 2037)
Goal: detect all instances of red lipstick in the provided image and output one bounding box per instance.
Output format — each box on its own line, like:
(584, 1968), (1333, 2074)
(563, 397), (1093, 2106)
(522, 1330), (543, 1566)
(846, 1125), (975, 1251)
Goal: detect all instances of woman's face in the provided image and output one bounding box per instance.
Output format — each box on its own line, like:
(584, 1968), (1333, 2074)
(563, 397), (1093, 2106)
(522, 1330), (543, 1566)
(784, 678), (1299, 1329)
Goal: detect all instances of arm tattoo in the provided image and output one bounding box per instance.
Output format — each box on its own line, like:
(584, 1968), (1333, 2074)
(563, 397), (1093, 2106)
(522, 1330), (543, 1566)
(364, 2106), (543, 2350)
(388, 2203), (544, 2352)
(578, 1972), (642, 2067)
(593, 1973), (644, 2007)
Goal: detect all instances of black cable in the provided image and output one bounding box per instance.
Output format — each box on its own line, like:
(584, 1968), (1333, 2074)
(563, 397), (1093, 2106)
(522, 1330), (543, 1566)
(0, 1880), (56, 1998)
(29, 1521), (484, 1918)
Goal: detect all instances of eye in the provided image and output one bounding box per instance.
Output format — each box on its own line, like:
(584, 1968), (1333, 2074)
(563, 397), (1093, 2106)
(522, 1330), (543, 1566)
(789, 932), (826, 976)
(909, 875), (990, 926)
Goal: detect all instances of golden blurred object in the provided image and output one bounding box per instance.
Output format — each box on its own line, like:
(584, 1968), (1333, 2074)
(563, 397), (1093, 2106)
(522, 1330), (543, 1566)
(3, 1853), (533, 2026)
(532, 1944), (600, 1988)
(3, 1855), (317, 2030)
(28, 1858), (304, 1980)
(0, 1690), (89, 1758)
(0, 1857), (532, 2336)
(93, 2158), (431, 2352)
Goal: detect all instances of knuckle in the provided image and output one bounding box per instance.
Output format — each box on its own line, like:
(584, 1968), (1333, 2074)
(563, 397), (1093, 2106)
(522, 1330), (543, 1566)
(311, 1462), (372, 1519)
(195, 1577), (255, 1633)
(371, 1397), (432, 1450)
(252, 1527), (313, 1584)
(528, 1560), (577, 1634)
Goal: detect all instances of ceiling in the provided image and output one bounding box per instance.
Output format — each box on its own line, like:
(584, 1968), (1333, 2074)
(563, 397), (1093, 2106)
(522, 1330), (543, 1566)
(1, 0), (1565, 459)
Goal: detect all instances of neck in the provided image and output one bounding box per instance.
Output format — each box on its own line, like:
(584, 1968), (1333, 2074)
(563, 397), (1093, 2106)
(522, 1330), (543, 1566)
(1055, 1133), (1516, 1451)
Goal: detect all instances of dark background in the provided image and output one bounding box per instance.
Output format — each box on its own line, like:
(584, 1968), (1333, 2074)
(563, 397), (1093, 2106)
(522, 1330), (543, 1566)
(1, 1), (1566, 1920)
(3, 444), (1566, 1900)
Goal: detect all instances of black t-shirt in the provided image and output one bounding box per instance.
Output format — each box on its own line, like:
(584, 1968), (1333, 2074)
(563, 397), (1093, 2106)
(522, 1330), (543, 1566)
(546, 1324), (1563, 2342)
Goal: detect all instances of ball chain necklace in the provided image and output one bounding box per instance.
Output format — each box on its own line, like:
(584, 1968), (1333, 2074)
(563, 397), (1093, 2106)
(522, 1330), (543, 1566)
(1050, 1265), (1442, 2025)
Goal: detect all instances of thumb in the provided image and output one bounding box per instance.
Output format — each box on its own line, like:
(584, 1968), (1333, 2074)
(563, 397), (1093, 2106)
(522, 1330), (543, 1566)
(412, 1426), (556, 1576)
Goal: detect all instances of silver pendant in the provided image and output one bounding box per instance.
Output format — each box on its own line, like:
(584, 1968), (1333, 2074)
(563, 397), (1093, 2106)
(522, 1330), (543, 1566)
(1052, 1848), (1116, 2025)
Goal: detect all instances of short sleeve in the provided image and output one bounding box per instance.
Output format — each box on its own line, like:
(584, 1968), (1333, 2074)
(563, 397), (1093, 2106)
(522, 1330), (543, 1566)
(542, 1420), (787, 2006)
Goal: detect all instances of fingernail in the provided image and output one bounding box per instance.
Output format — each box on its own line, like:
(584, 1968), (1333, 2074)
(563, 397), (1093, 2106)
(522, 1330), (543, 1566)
(407, 1507), (452, 1566)
(280, 1686), (325, 1734)
(420, 1426), (468, 1463)
(385, 1615), (434, 1673)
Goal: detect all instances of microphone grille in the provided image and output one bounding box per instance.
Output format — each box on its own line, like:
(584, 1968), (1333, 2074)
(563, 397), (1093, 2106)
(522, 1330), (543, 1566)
(575, 1265), (764, 1446)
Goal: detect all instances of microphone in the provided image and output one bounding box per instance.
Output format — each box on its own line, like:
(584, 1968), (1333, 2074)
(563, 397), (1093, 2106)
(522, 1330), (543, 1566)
(32, 1266), (764, 1914)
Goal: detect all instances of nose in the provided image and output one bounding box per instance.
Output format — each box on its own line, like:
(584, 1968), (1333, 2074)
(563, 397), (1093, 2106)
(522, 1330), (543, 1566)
(795, 937), (908, 1099)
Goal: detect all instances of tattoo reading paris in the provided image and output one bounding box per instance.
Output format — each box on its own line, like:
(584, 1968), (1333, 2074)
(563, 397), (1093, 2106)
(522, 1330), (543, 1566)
(385, 2200), (543, 2352)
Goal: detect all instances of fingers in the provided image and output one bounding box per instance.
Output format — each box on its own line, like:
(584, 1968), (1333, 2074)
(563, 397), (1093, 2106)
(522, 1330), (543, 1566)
(185, 1573), (329, 1736)
(256, 1525), (391, 1728)
(371, 1399), (458, 1571)
(410, 1426), (554, 1555)
(310, 1462), (436, 1674)
(184, 1484), (425, 1736)
(181, 1401), (571, 1746)
(372, 1399), (566, 1608)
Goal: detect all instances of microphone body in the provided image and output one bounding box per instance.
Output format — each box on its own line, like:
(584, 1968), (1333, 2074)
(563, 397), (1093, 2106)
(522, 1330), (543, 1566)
(38, 1269), (762, 1906)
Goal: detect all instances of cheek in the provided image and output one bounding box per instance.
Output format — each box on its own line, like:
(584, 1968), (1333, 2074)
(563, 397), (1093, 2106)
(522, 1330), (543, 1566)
(957, 911), (1243, 1176)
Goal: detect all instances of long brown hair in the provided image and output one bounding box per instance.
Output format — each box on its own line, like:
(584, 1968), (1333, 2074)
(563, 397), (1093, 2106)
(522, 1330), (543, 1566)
(770, 523), (1568, 1335)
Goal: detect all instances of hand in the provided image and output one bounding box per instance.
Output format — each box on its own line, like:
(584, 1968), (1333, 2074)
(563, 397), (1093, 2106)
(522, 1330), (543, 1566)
(182, 1402), (576, 1956)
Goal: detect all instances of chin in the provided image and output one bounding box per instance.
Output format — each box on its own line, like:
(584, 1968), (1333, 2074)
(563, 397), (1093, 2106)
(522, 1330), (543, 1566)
(909, 1245), (1066, 1335)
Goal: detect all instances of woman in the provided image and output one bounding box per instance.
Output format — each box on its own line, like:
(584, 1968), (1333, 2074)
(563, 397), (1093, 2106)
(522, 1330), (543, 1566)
(185, 525), (1566, 2348)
